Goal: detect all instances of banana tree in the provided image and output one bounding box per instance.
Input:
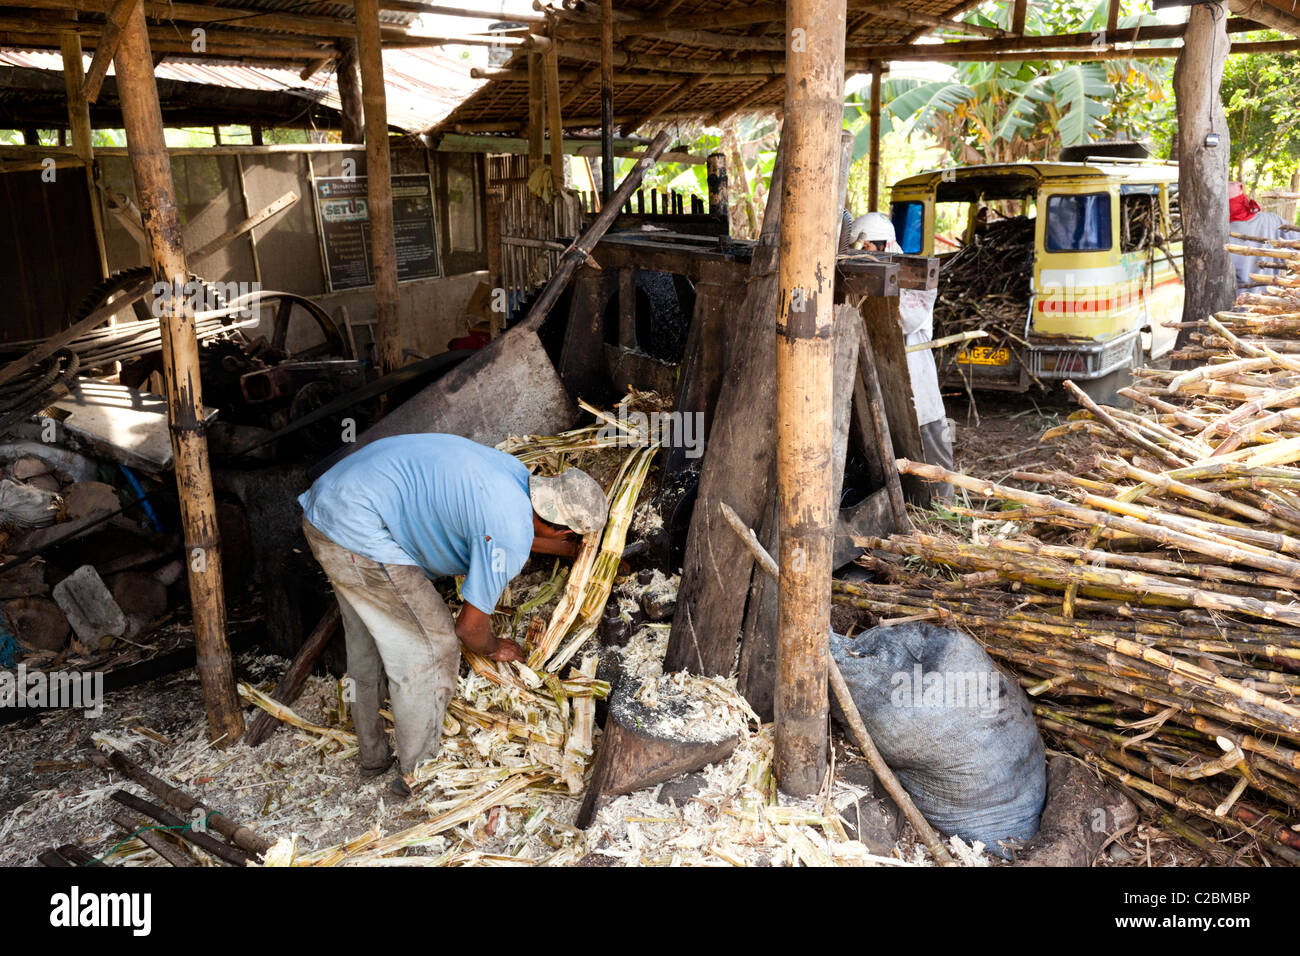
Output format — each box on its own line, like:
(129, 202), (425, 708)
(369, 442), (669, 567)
(873, 0), (1170, 165)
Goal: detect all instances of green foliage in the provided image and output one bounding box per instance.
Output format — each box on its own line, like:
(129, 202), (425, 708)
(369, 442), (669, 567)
(878, 0), (1172, 165)
(1221, 39), (1300, 191)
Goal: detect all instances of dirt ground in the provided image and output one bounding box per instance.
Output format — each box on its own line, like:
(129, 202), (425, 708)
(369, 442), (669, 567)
(0, 384), (1224, 868)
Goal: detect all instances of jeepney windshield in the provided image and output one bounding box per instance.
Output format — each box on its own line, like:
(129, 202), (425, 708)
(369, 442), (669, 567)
(1045, 192), (1112, 252)
(891, 201), (924, 253)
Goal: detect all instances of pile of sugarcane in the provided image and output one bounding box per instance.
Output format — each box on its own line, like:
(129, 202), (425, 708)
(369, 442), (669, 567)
(933, 216), (1035, 377)
(1226, 231), (1300, 309)
(840, 313), (1300, 863)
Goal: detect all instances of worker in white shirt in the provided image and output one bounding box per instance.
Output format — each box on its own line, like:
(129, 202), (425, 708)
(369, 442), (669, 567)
(847, 211), (954, 501)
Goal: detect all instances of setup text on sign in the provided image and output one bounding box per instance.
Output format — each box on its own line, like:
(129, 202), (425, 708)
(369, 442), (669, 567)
(313, 173), (442, 291)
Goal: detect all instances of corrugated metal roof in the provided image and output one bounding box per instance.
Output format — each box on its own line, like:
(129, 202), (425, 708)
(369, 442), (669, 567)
(0, 46), (484, 133)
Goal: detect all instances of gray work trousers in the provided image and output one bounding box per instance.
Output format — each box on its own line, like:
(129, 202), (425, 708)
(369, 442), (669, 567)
(302, 519), (461, 775)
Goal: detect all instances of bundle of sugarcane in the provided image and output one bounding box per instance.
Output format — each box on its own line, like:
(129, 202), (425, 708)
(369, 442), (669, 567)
(933, 216), (1035, 377)
(1228, 234), (1300, 297)
(463, 393), (663, 697)
(838, 311), (1300, 861)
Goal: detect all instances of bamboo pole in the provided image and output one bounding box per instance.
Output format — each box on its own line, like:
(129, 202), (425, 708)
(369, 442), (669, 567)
(867, 60), (881, 213)
(355, 0), (401, 375)
(543, 44), (563, 187)
(721, 502), (957, 865)
(527, 52), (543, 172)
(600, 0), (614, 202)
(335, 39), (364, 144)
(113, 0), (242, 746)
(774, 0), (846, 799)
(60, 30), (108, 278)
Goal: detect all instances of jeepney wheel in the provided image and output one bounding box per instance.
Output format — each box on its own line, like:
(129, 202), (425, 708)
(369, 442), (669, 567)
(1077, 335), (1143, 408)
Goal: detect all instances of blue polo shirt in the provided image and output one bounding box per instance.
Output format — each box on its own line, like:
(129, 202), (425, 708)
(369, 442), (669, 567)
(298, 434), (534, 615)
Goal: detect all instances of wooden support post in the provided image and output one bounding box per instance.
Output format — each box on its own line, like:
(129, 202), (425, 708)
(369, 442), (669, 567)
(773, 0), (846, 797)
(356, 0), (401, 374)
(739, 304), (860, 720)
(721, 499), (957, 867)
(600, 0), (614, 201)
(335, 39), (364, 144)
(1011, 0), (1027, 35)
(527, 53), (544, 172)
(544, 45), (564, 187)
(1173, 0), (1236, 353)
(1106, 0), (1120, 36)
(868, 60), (882, 213)
(60, 30), (108, 278)
(113, 0), (242, 746)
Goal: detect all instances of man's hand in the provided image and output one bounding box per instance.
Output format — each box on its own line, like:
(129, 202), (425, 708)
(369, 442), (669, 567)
(456, 603), (525, 663)
(455, 603), (497, 656)
(489, 639), (525, 663)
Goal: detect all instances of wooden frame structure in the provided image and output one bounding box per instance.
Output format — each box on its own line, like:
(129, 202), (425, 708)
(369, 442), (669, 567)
(7, 0), (1300, 783)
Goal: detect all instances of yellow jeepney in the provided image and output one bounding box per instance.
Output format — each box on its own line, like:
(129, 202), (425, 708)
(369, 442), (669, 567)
(889, 160), (1184, 402)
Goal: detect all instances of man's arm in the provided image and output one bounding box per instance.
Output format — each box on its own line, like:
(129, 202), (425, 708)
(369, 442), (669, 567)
(530, 534), (580, 559)
(455, 603), (523, 662)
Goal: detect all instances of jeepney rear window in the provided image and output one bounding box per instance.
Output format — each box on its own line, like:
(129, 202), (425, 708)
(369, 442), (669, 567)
(891, 201), (924, 254)
(1045, 193), (1112, 252)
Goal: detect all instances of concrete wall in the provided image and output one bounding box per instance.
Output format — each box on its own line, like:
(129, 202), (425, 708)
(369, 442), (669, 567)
(282, 270), (487, 361)
(95, 145), (488, 364)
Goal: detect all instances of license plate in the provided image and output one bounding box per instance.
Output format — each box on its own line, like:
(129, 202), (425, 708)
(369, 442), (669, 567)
(957, 346), (1010, 366)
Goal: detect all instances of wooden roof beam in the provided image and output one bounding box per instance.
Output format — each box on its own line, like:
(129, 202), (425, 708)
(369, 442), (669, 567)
(884, 35), (1300, 62)
(556, 4), (785, 39)
(0, 28), (334, 61)
(1229, 0), (1300, 37)
(0, 12), (361, 52)
(861, 5), (1005, 39)
(852, 17), (1267, 59)
(0, 0), (401, 41)
(621, 73), (709, 135)
(527, 36), (873, 74)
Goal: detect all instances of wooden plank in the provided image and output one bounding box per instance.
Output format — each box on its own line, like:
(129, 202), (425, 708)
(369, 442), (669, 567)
(617, 267), (637, 348)
(556, 266), (611, 399)
(661, 259), (737, 477)
(860, 295), (929, 506)
(836, 260), (899, 299)
(665, 140), (784, 679)
(188, 190), (297, 264)
(854, 313), (909, 528)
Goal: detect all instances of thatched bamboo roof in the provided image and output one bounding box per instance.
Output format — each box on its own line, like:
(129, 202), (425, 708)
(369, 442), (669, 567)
(434, 0), (1300, 137)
